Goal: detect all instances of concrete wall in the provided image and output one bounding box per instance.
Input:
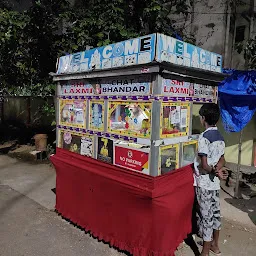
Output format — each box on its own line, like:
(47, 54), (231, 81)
(3, 97), (55, 128)
(230, 0), (253, 69)
(178, 0), (256, 70)
(190, 0), (228, 55)
(192, 104), (256, 166)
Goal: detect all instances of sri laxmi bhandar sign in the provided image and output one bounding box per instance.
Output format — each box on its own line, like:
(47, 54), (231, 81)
(57, 33), (222, 74)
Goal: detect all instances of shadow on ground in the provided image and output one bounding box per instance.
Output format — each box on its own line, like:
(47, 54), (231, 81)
(225, 196), (256, 226)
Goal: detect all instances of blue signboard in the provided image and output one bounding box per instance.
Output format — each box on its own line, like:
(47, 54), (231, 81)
(56, 33), (223, 74)
(156, 34), (222, 73)
(57, 34), (156, 74)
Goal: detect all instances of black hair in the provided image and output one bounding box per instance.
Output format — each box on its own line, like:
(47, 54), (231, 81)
(199, 103), (220, 125)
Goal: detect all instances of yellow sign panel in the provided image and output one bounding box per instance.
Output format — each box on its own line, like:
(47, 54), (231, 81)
(89, 100), (105, 132)
(160, 102), (190, 138)
(181, 140), (198, 167)
(59, 99), (86, 128)
(107, 101), (152, 138)
(159, 144), (179, 175)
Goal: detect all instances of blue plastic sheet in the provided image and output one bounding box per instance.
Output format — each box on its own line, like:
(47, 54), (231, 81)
(219, 70), (256, 132)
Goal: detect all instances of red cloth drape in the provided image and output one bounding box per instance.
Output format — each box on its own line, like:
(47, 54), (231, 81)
(51, 148), (194, 256)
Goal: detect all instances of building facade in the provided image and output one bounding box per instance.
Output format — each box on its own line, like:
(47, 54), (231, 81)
(172, 0), (256, 167)
(174, 0), (256, 70)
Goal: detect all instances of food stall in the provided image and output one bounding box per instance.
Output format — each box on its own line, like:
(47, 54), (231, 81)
(50, 33), (225, 256)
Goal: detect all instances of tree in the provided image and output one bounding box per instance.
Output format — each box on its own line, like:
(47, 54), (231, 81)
(0, 0), (191, 95)
(240, 38), (256, 69)
(58, 0), (192, 54)
(0, 0), (70, 96)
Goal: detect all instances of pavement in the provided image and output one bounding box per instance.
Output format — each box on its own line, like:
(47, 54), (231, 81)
(1, 154), (256, 256)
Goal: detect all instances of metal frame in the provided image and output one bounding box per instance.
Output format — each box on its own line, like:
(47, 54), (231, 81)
(51, 62), (225, 84)
(149, 74), (162, 176)
(51, 64), (160, 82)
(158, 143), (180, 176)
(55, 82), (60, 149)
(53, 61), (225, 177)
(180, 140), (198, 168)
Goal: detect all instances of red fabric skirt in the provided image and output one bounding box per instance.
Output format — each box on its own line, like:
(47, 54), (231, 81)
(51, 148), (194, 256)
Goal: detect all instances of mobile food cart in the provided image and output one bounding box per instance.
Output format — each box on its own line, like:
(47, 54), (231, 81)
(51, 34), (225, 256)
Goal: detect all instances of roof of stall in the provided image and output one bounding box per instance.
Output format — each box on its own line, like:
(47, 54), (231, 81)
(50, 33), (226, 86)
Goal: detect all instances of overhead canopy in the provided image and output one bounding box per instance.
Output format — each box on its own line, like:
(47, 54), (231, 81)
(218, 70), (256, 132)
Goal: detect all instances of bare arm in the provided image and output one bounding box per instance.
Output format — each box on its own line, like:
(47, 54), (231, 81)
(215, 155), (228, 179)
(200, 155), (214, 174)
(216, 155), (225, 171)
(199, 155), (226, 175)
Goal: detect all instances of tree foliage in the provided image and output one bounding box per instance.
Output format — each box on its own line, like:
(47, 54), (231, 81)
(60, 0), (192, 54)
(0, 0), (70, 95)
(243, 38), (256, 69)
(0, 0), (191, 95)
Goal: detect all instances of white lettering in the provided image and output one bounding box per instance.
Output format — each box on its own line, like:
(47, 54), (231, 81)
(211, 53), (217, 66)
(58, 55), (72, 73)
(124, 39), (139, 55)
(81, 52), (89, 63)
(160, 34), (176, 53)
(102, 45), (113, 59)
(200, 50), (206, 63)
(184, 43), (190, 58)
(113, 43), (124, 57)
(126, 157), (142, 166)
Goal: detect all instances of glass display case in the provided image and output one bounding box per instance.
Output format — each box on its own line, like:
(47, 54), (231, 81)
(181, 141), (198, 167)
(160, 102), (190, 138)
(108, 101), (152, 138)
(89, 100), (105, 131)
(159, 144), (179, 175)
(59, 99), (86, 128)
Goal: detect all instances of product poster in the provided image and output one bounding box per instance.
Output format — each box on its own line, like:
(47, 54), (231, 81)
(59, 130), (94, 157)
(108, 101), (152, 138)
(181, 141), (198, 167)
(59, 99), (86, 128)
(59, 131), (82, 154)
(80, 136), (94, 157)
(97, 137), (114, 164)
(160, 102), (190, 138)
(159, 144), (179, 175)
(114, 146), (149, 175)
(89, 100), (104, 131)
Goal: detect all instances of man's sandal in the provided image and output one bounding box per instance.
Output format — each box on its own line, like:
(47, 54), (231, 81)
(197, 241), (222, 256)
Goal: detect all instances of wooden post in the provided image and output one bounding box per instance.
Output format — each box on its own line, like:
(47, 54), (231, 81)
(234, 130), (243, 198)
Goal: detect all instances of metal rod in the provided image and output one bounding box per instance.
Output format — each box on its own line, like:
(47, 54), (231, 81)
(234, 130), (243, 198)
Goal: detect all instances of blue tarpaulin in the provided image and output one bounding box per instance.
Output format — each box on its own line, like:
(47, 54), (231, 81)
(218, 70), (256, 132)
